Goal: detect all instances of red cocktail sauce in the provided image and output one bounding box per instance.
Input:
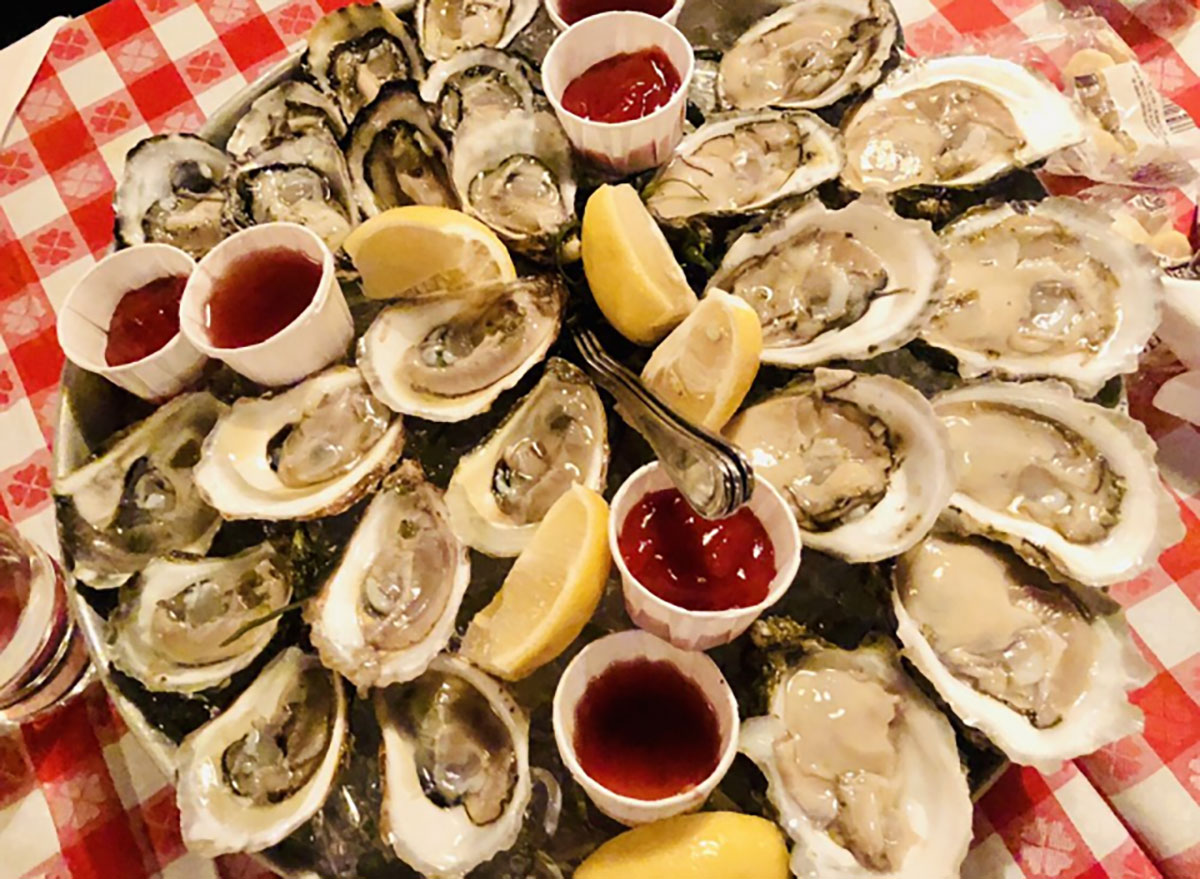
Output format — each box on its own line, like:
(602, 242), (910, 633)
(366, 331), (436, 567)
(573, 658), (721, 800)
(558, 0), (675, 25)
(104, 275), (188, 366)
(618, 487), (776, 611)
(203, 247), (322, 349)
(561, 47), (681, 124)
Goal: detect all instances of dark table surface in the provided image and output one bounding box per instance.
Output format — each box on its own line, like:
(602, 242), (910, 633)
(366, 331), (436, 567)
(6, 3), (100, 47)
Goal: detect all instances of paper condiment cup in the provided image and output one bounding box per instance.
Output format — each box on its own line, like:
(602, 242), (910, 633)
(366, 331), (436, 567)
(57, 244), (206, 401)
(552, 629), (739, 826)
(542, 0), (687, 31)
(542, 12), (695, 175)
(179, 223), (352, 387)
(610, 461), (802, 651)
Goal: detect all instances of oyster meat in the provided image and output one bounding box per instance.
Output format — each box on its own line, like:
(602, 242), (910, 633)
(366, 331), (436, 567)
(645, 110), (843, 223)
(708, 196), (945, 367)
(55, 392), (226, 587)
(176, 648), (347, 855)
(194, 367), (405, 521)
(893, 534), (1150, 770)
(719, 0), (898, 111)
(934, 380), (1183, 586)
(450, 110), (577, 254)
(346, 82), (457, 217)
(308, 461), (470, 690)
(114, 134), (232, 258)
(225, 81), (347, 161)
(921, 198), (1162, 395)
(841, 55), (1088, 192)
(305, 3), (424, 123)
(725, 369), (953, 562)
(375, 655), (531, 878)
(445, 358), (608, 556)
(417, 0), (538, 61)
(227, 129), (359, 252)
(740, 640), (972, 879)
(357, 276), (565, 421)
(108, 543), (291, 694)
(420, 48), (540, 134)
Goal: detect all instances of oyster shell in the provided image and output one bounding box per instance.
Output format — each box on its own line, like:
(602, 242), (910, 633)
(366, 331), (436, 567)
(225, 81), (347, 160)
(194, 367), (405, 521)
(308, 461), (470, 690)
(226, 129), (359, 252)
(708, 196), (945, 367)
(893, 534), (1150, 771)
(375, 655), (531, 879)
(420, 48), (540, 134)
(740, 640), (972, 879)
(445, 358), (609, 557)
(345, 82), (457, 217)
(934, 380), (1183, 586)
(417, 0), (538, 62)
(841, 55), (1088, 193)
(305, 3), (425, 123)
(645, 110), (843, 223)
(55, 392), (227, 587)
(114, 134), (232, 258)
(921, 198), (1162, 396)
(450, 110), (577, 255)
(176, 648), (347, 855)
(725, 369), (953, 562)
(357, 276), (565, 422)
(719, 0), (898, 111)
(108, 543), (291, 694)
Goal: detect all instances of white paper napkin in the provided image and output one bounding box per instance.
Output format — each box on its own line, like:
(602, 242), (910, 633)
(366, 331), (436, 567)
(0, 17), (70, 144)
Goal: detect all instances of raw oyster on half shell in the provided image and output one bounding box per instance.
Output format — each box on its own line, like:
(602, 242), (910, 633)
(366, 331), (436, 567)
(719, 0), (898, 111)
(893, 534), (1150, 771)
(708, 195), (944, 367)
(420, 48), (540, 134)
(445, 358), (608, 557)
(934, 380), (1183, 586)
(308, 461), (470, 690)
(225, 81), (347, 160)
(108, 543), (291, 694)
(55, 392), (226, 587)
(645, 110), (843, 223)
(176, 648), (347, 855)
(921, 198), (1162, 395)
(725, 369), (953, 562)
(740, 639), (972, 879)
(194, 367), (405, 521)
(375, 655), (531, 879)
(416, 0), (538, 62)
(357, 276), (565, 421)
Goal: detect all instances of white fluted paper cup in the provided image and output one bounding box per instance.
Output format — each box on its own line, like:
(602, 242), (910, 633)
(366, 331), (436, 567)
(543, 0), (687, 31)
(610, 462), (802, 651)
(180, 223), (352, 387)
(543, 12), (694, 175)
(552, 629), (738, 826)
(57, 244), (206, 401)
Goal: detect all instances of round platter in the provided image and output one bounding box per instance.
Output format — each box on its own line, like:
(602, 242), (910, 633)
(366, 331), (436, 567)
(52, 1), (1175, 877)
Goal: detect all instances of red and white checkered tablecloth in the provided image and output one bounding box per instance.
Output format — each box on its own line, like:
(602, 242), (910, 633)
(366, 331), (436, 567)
(1, 1), (1199, 878)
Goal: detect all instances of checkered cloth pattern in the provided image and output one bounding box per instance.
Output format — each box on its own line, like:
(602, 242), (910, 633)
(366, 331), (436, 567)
(0, 1), (1198, 878)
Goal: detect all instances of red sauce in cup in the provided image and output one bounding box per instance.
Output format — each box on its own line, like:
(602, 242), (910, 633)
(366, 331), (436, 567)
(104, 275), (188, 366)
(203, 247), (322, 349)
(561, 47), (681, 124)
(573, 658), (721, 799)
(558, 0), (675, 25)
(618, 487), (776, 611)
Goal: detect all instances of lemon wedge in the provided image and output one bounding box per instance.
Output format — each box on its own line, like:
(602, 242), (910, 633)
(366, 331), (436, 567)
(344, 205), (516, 300)
(641, 289), (763, 431)
(575, 813), (790, 879)
(461, 484), (611, 680)
(582, 183), (697, 344)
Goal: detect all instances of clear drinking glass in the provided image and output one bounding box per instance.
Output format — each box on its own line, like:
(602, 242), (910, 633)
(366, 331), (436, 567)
(0, 518), (91, 727)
